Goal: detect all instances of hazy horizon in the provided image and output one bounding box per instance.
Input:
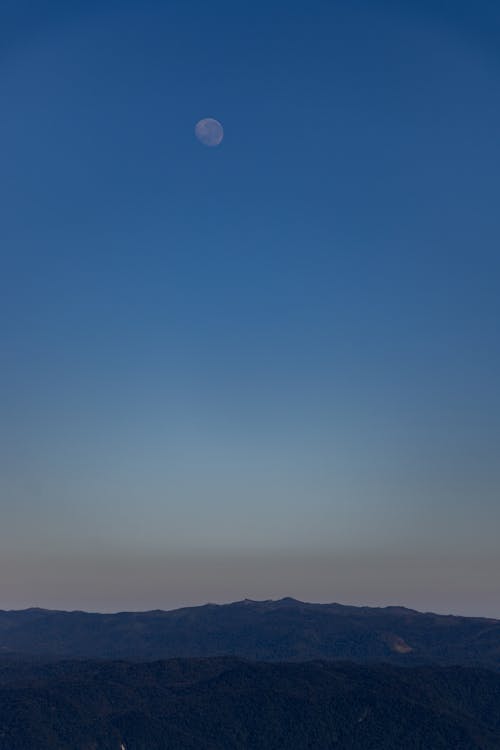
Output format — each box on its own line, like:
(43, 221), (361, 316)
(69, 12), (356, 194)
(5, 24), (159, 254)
(2, 549), (500, 619)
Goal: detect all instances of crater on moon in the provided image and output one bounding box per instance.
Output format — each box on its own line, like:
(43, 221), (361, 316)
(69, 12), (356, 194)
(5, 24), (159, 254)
(195, 118), (224, 147)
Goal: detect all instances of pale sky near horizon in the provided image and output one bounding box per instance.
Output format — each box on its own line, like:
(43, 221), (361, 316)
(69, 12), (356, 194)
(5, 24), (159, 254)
(1, 0), (500, 616)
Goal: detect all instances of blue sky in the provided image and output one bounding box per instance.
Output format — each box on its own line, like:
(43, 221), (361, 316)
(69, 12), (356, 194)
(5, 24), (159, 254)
(1, 0), (499, 614)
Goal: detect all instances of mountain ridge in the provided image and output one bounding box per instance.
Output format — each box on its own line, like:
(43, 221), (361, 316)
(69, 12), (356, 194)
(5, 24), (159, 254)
(1, 597), (500, 667)
(3, 597), (497, 618)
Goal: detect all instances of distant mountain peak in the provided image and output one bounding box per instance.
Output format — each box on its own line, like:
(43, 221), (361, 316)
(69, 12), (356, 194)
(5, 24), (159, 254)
(231, 597), (303, 608)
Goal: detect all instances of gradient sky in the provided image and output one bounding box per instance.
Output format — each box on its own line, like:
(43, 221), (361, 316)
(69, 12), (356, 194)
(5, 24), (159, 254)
(1, 0), (499, 616)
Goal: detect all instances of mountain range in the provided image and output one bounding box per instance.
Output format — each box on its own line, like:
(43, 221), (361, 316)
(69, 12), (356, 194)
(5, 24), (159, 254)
(1, 597), (500, 668)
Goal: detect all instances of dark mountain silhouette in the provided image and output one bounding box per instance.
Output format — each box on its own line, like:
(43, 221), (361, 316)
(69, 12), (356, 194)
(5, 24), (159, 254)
(1, 657), (500, 749)
(1, 598), (500, 667)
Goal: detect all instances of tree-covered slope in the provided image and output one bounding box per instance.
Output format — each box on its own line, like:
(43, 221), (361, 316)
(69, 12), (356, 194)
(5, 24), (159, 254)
(1, 658), (500, 749)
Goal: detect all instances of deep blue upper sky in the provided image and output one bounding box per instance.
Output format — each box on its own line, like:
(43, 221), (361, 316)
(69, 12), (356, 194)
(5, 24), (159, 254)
(1, 0), (499, 614)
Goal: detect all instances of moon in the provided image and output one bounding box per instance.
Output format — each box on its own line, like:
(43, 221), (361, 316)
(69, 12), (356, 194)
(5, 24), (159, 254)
(195, 118), (224, 147)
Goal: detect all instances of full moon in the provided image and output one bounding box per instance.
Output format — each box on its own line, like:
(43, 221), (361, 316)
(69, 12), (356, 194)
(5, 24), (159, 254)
(195, 118), (224, 147)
